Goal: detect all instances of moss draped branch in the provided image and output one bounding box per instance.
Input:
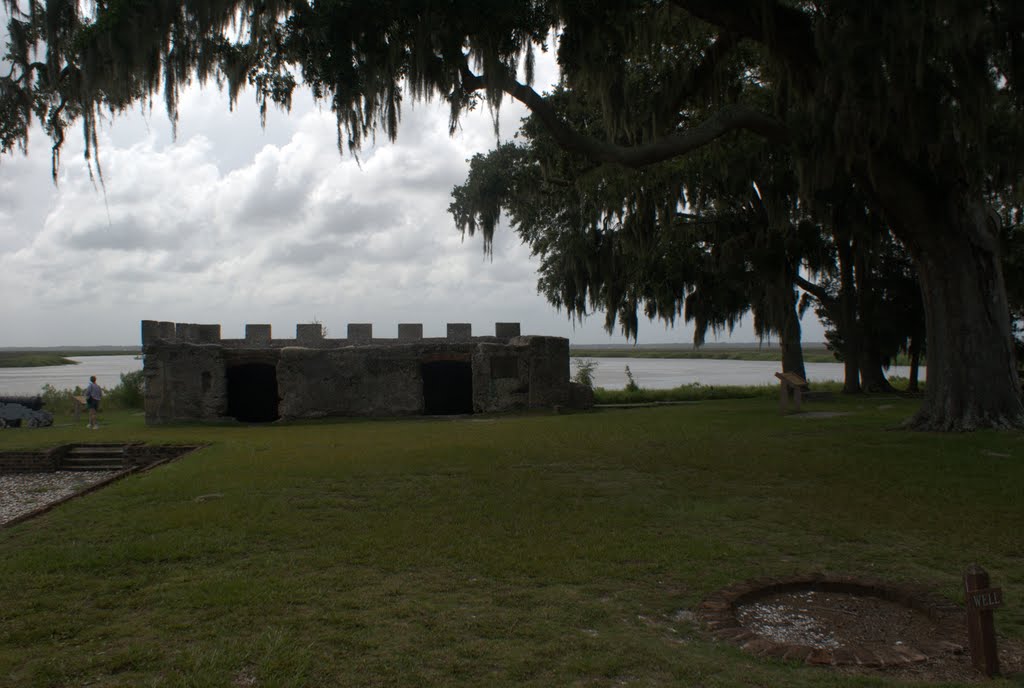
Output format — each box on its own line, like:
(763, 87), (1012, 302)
(667, 0), (821, 88)
(462, 63), (789, 169)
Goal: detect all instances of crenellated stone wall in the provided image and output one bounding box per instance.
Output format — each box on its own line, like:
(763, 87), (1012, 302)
(141, 320), (522, 349)
(140, 320), (587, 424)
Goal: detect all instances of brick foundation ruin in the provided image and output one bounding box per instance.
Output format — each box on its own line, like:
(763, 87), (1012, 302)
(141, 320), (592, 424)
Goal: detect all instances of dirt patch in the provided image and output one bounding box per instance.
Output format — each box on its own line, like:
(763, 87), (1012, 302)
(736, 590), (945, 650)
(698, 573), (1024, 683)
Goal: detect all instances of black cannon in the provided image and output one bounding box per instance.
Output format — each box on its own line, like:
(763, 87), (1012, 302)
(0, 396), (53, 428)
(0, 395), (45, 410)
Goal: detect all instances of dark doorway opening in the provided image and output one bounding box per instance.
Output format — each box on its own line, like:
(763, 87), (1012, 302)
(226, 363), (279, 422)
(422, 361), (473, 415)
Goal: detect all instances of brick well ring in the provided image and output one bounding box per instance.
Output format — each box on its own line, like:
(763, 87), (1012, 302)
(697, 573), (965, 667)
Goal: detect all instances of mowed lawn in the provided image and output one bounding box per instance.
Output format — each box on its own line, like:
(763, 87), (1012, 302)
(0, 398), (1021, 687)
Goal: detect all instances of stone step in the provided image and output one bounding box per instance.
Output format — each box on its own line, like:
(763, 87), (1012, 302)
(62, 444), (129, 471)
(68, 445), (126, 456)
(64, 455), (124, 464)
(62, 464), (123, 472)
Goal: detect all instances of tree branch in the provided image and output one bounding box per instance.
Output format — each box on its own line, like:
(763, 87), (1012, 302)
(666, 0), (820, 89)
(655, 32), (739, 136)
(793, 274), (833, 306)
(467, 65), (789, 169)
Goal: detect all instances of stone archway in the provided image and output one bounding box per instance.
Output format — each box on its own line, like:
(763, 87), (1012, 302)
(226, 363), (279, 422)
(421, 360), (473, 415)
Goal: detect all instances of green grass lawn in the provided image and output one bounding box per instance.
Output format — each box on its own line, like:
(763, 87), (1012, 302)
(0, 399), (1021, 687)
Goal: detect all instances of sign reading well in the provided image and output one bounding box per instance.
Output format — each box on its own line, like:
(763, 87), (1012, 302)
(968, 587), (1004, 611)
(963, 564), (1002, 677)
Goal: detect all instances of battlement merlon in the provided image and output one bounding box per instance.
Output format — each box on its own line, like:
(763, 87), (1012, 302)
(141, 320), (524, 348)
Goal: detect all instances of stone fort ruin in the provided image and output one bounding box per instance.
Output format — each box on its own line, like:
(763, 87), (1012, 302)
(141, 320), (591, 424)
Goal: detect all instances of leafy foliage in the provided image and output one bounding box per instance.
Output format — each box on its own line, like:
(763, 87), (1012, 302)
(104, 369), (145, 409)
(40, 369), (144, 412)
(571, 358), (597, 388)
(623, 365), (639, 392)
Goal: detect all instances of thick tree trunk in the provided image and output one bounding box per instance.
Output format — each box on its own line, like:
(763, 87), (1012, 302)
(842, 354), (860, 393)
(905, 204), (1024, 429)
(837, 236), (861, 393)
(780, 317), (806, 381)
(778, 278), (807, 381)
(867, 158), (1023, 430)
(851, 234), (895, 393)
(858, 349), (896, 393)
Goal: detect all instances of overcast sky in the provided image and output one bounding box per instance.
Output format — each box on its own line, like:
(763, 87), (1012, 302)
(0, 26), (822, 348)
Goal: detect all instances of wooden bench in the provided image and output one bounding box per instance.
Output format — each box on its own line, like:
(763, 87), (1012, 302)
(774, 372), (809, 412)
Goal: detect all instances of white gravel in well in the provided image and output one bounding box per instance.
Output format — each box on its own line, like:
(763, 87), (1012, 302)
(0, 471), (121, 526)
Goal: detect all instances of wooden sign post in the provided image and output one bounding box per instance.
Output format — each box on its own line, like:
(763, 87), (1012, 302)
(964, 564), (1002, 677)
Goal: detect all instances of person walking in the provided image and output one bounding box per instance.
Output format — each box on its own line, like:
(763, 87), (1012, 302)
(85, 375), (103, 429)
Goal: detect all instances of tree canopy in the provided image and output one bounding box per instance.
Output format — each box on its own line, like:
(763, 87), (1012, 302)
(449, 87), (824, 380)
(3, 0), (1022, 429)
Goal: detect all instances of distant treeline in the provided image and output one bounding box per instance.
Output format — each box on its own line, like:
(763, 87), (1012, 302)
(569, 345), (919, 367)
(0, 348), (139, 368)
(569, 346), (839, 363)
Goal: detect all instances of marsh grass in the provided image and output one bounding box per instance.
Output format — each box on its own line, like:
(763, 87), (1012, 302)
(569, 346), (923, 367)
(570, 348), (842, 363)
(594, 383), (779, 404)
(0, 352), (76, 368)
(0, 397), (1020, 686)
(0, 349), (140, 368)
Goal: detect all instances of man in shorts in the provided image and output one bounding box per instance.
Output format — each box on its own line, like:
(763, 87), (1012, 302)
(85, 375), (103, 429)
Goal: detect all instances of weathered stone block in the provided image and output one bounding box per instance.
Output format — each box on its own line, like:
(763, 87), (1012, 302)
(141, 320), (160, 346)
(398, 323), (423, 340)
(568, 382), (595, 409)
(830, 648), (858, 665)
(296, 323), (324, 343)
(447, 323), (472, 341)
(245, 324), (272, 343)
(158, 321), (176, 341)
(495, 322), (521, 338)
(197, 324), (221, 343)
(348, 323), (373, 342)
(806, 648), (835, 665)
(175, 323), (199, 342)
(277, 346), (423, 418)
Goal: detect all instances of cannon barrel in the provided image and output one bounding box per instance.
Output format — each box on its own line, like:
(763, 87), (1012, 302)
(0, 395), (44, 410)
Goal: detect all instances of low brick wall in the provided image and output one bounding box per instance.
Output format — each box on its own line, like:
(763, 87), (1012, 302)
(124, 444), (201, 467)
(0, 449), (59, 473)
(0, 444), (201, 474)
(697, 573), (964, 667)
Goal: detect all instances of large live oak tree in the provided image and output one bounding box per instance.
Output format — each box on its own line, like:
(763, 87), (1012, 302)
(449, 105), (823, 382)
(2, 0), (1022, 429)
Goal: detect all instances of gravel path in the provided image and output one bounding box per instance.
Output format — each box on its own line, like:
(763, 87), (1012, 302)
(0, 471), (121, 526)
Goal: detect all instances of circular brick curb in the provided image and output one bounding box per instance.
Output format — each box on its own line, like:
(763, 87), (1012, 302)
(697, 573), (965, 667)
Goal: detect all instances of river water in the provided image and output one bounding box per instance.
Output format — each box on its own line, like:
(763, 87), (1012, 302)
(575, 357), (917, 390)
(0, 356), (143, 396)
(0, 354), (917, 395)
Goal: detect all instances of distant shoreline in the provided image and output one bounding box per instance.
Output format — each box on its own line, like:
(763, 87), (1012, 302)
(0, 348), (140, 368)
(570, 343), (842, 364)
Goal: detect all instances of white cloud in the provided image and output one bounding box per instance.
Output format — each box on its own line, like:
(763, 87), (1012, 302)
(0, 43), (818, 348)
